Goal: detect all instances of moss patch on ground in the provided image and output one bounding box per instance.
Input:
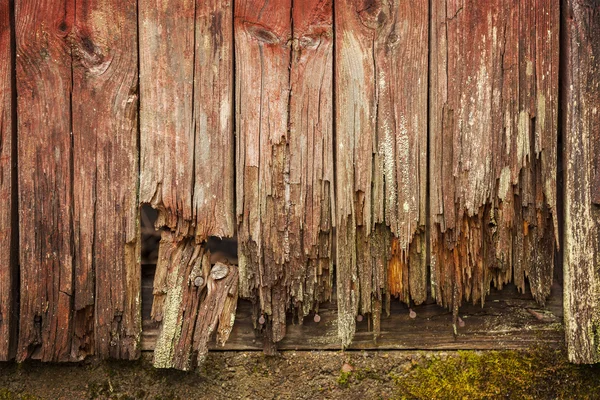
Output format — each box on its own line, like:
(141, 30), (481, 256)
(391, 349), (600, 399)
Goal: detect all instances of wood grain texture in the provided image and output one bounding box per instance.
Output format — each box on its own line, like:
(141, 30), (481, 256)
(562, 0), (600, 364)
(429, 0), (559, 324)
(0, 0), (16, 362)
(139, 0), (234, 241)
(72, 0), (140, 360)
(234, 0), (292, 343)
(140, 0), (236, 368)
(16, 0), (141, 361)
(334, 0), (429, 346)
(16, 0), (76, 362)
(235, 0), (335, 346)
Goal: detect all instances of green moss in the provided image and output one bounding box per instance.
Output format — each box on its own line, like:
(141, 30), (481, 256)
(0, 388), (39, 400)
(391, 349), (600, 400)
(337, 371), (351, 388)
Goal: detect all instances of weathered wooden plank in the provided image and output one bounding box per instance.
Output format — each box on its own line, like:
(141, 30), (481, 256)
(0, 0), (16, 362)
(562, 0), (600, 364)
(429, 0), (559, 324)
(140, 0), (234, 241)
(288, 0), (335, 322)
(16, 0), (141, 361)
(139, 0), (195, 238)
(16, 0), (75, 362)
(334, 0), (429, 346)
(235, 0), (292, 343)
(142, 282), (565, 352)
(72, 0), (140, 360)
(140, 0), (236, 368)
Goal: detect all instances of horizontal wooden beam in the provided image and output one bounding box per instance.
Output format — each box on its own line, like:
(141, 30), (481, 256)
(141, 268), (564, 351)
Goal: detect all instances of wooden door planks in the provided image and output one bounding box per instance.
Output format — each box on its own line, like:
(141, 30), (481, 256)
(16, 0), (140, 361)
(139, 0), (236, 368)
(0, 0), (16, 362)
(429, 0), (559, 324)
(335, 0), (429, 346)
(562, 0), (600, 364)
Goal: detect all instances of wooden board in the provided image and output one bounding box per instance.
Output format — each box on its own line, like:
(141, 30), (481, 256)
(0, 0), (16, 362)
(16, 0), (140, 361)
(140, 0), (236, 368)
(429, 0), (559, 321)
(234, 0), (293, 344)
(142, 280), (565, 352)
(71, 0), (140, 360)
(334, 0), (429, 346)
(16, 0), (76, 362)
(562, 0), (600, 364)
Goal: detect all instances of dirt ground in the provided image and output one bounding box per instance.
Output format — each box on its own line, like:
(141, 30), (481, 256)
(1, 349), (599, 399)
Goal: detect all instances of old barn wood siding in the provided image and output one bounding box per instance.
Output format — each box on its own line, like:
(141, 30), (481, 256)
(429, 0), (559, 323)
(72, 0), (141, 360)
(16, 0), (77, 361)
(16, 0), (141, 361)
(335, 0), (429, 346)
(139, 0), (235, 368)
(563, 0), (600, 364)
(0, 0), (16, 361)
(235, 0), (334, 348)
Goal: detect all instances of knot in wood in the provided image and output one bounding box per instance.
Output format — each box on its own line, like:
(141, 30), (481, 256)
(210, 263), (229, 280)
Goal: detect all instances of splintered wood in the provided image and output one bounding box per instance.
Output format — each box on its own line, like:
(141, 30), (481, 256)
(16, 0), (140, 361)
(429, 0), (559, 323)
(235, 0), (334, 345)
(139, 0), (236, 368)
(335, 0), (429, 346)
(0, 0), (16, 362)
(563, 0), (600, 364)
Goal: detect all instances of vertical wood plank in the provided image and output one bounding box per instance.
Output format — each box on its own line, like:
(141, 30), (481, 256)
(72, 0), (141, 359)
(235, 0), (292, 343)
(0, 0), (16, 361)
(16, 0), (75, 362)
(429, 0), (559, 323)
(563, 0), (600, 364)
(289, 0), (335, 323)
(335, 0), (429, 346)
(17, 0), (141, 361)
(140, 0), (235, 367)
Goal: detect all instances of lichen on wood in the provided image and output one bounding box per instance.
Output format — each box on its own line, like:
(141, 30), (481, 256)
(562, 0), (600, 364)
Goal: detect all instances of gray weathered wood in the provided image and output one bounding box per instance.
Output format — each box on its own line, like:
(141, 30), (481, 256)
(562, 0), (600, 364)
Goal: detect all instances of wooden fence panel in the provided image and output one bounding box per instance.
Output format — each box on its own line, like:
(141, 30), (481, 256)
(429, 0), (559, 324)
(563, 0), (600, 364)
(335, 0), (429, 346)
(0, 0), (16, 362)
(72, 0), (141, 360)
(140, 0), (236, 368)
